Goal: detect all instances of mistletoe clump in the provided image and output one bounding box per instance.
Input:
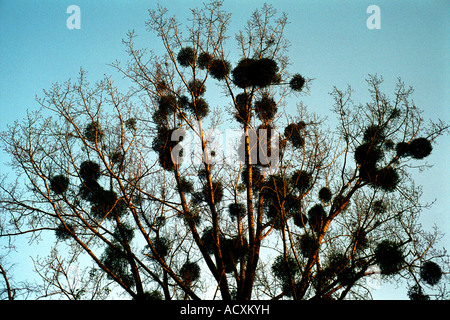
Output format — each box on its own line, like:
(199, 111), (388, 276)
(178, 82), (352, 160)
(201, 227), (225, 255)
(102, 224), (137, 289)
(91, 189), (127, 220)
(405, 138), (433, 159)
(197, 51), (231, 80)
(291, 170), (312, 194)
(262, 176), (301, 231)
(363, 125), (385, 144)
(271, 254), (300, 297)
(151, 236), (170, 259)
(355, 126), (400, 192)
(152, 94), (179, 125)
(125, 118), (137, 131)
(221, 236), (248, 273)
(152, 127), (183, 171)
(261, 174), (288, 230)
(407, 284), (430, 300)
(298, 234), (318, 257)
(177, 47), (196, 67)
(355, 126), (433, 193)
(326, 253), (356, 286)
(374, 240), (404, 275)
(78, 160), (126, 220)
(188, 79), (206, 98)
(197, 52), (213, 69)
(78, 161), (102, 202)
(84, 121), (103, 143)
(396, 138), (432, 159)
(289, 74), (306, 92)
(241, 165), (263, 190)
(202, 181), (224, 205)
(232, 58), (279, 88)
(420, 261), (442, 286)
(183, 209), (202, 227)
(352, 227), (369, 251)
(284, 121), (305, 148)
(373, 167), (400, 192)
(331, 194), (350, 213)
(234, 92), (251, 125)
(50, 174), (70, 195)
(293, 211), (308, 228)
(254, 93), (278, 123)
(55, 222), (75, 240)
(112, 223), (135, 244)
(180, 261), (201, 284)
(209, 59), (231, 80)
(354, 143), (384, 167)
(307, 204), (327, 232)
(178, 177), (194, 194)
(318, 187), (332, 202)
(101, 245), (135, 288)
(134, 290), (163, 301)
(79, 160), (101, 182)
(187, 98), (210, 119)
(228, 202), (246, 220)
(395, 142), (410, 158)
(110, 150), (124, 166)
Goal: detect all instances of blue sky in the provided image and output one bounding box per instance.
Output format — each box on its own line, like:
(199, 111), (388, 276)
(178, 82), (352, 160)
(0, 0), (448, 299)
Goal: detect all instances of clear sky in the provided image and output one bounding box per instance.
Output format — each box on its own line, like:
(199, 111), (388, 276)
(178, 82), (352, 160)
(0, 0), (448, 300)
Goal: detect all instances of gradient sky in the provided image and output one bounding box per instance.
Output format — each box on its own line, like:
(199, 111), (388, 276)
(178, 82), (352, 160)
(0, 0), (448, 300)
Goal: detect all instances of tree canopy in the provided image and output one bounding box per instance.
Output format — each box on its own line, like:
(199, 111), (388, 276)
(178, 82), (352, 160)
(0, 1), (448, 300)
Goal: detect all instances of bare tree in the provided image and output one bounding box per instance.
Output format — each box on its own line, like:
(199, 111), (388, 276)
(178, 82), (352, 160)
(0, 263), (13, 300)
(0, 252), (39, 300)
(0, 1), (448, 300)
